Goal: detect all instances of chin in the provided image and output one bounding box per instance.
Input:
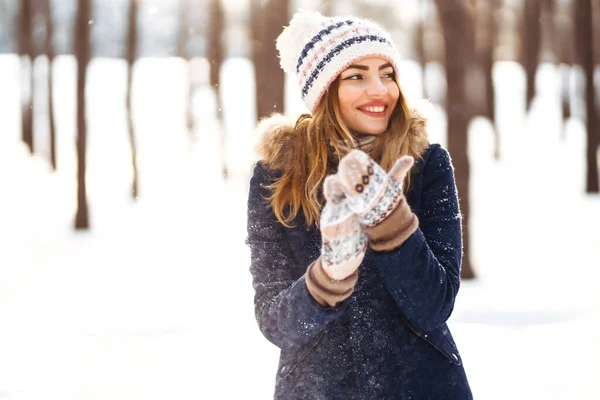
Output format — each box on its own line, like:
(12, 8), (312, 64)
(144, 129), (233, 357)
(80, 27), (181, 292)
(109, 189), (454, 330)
(360, 126), (387, 135)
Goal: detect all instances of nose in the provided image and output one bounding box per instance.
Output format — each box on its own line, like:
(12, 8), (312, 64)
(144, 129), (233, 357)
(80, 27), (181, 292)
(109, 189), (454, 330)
(366, 77), (387, 97)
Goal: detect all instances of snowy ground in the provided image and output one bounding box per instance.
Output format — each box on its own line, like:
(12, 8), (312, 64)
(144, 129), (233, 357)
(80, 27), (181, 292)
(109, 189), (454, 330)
(0, 54), (599, 399)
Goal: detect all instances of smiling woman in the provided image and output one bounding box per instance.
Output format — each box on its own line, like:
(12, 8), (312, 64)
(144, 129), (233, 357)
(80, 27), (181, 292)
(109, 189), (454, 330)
(246, 10), (473, 399)
(337, 59), (400, 135)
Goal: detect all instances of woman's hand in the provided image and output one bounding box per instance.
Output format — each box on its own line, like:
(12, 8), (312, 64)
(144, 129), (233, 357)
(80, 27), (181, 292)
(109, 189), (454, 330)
(337, 149), (414, 227)
(319, 174), (368, 280)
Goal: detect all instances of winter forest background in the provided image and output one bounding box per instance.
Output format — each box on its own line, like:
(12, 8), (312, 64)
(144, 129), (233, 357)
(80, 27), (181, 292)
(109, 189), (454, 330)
(0, 0), (599, 398)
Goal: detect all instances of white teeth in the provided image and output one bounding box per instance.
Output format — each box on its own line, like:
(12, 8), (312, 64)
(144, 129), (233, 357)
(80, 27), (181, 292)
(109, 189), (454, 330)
(361, 106), (385, 113)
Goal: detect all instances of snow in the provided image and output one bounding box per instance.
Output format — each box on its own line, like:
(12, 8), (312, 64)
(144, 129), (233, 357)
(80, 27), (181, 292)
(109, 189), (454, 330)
(0, 53), (599, 399)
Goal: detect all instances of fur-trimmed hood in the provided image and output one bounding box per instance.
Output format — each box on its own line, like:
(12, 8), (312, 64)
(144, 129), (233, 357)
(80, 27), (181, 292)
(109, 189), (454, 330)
(253, 100), (434, 172)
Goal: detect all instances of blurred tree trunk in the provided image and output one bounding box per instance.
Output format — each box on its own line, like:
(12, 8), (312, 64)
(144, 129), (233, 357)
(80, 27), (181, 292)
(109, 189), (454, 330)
(176, 0), (189, 59)
(207, 0), (227, 177)
(575, 0), (599, 193)
(540, 0), (557, 60)
(540, 0), (571, 129)
(595, 0), (600, 65)
(415, 0), (428, 99)
(74, 0), (91, 229)
(321, 0), (334, 16)
(250, 0), (263, 122)
(435, 0), (476, 280)
(43, 0), (57, 170)
(476, 0), (499, 159)
(555, 0), (573, 124)
(251, 0), (288, 122)
(18, 0), (34, 154)
(126, 0), (140, 199)
(177, 0), (195, 139)
(522, 0), (541, 112)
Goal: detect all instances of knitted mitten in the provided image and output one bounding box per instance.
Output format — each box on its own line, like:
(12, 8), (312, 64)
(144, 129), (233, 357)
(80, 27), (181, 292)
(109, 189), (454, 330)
(319, 174), (368, 281)
(337, 149), (414, 227)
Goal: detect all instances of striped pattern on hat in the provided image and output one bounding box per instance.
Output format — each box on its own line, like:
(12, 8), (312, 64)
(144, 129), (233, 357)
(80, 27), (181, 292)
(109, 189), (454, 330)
(276, 11), (402, 113)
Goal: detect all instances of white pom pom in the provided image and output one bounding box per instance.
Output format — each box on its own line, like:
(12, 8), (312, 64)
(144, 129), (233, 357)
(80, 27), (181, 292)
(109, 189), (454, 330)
(276, 10), (325, 74)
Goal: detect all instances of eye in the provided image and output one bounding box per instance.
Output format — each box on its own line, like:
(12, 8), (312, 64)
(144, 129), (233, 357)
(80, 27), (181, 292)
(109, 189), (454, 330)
(382, 72), (395, 79)
(343, 74), (362, 81)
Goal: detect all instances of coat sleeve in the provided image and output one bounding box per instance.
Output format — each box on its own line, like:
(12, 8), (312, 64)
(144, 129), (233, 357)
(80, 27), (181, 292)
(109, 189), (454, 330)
(246, 163), (345, 352)
(370, 145), (463, 333)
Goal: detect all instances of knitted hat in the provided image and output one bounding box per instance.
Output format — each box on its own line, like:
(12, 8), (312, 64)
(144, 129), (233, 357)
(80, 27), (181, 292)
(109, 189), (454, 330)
(276, 11), (402, 113)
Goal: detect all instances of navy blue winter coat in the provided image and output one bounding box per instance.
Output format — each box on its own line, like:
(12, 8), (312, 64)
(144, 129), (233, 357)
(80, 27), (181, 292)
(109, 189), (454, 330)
(247, 143), (472, 399)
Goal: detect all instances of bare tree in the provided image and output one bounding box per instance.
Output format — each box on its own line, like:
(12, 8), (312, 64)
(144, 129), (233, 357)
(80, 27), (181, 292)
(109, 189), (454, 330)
(74, 0), (91, 229)
(43, 0), (57, 170)
(434, 0), (477, 280)
(250, 0), (264, 122)
(415, 0), (428, 99)
(321, 0), (335, 16)
(176, 0), (189, 60)
(481, 3), (498, 123)
(521, 0), (541, 112)
(415, 0), (446, 107)
(555, 0), (573, 124)
(18, 0), (34, 154)
(251, 0), (288, 122)
(475, 0), (500, 159)
(177, 0), (195, 139)
(539, 0), (572, 129)
(595, 0), (600, 65)
(540, 0), (557, 59)
(575, 0), (599, 193)
(126, 0), (140, 199)
(207, 0), (227, 177)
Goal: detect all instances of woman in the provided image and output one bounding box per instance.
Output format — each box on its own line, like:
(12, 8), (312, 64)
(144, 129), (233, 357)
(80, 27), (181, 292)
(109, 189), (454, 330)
(247, 11), (472, 399)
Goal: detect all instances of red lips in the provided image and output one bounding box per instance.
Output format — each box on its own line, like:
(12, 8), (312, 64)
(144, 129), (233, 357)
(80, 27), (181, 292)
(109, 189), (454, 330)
(357, 100), (388, 109)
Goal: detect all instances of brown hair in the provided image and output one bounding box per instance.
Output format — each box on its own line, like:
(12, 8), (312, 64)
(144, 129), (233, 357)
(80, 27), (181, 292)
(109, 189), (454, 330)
(259, 77), (427, 228)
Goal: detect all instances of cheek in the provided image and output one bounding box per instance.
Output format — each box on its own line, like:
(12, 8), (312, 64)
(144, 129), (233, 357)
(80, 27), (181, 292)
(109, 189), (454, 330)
(338, 87), (359, 115)
(388, 83), (400, 104)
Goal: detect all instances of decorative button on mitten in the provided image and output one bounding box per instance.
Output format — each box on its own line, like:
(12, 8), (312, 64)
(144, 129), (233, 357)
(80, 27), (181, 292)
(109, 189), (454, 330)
(338, 149), (414, 227)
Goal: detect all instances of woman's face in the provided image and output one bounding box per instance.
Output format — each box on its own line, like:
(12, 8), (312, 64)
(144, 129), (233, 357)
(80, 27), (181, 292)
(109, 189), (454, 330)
(337, 57), (400, 136)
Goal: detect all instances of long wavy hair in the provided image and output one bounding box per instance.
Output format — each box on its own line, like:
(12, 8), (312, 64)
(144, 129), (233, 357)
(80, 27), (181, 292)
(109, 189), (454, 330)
(262, 77), (427, 228)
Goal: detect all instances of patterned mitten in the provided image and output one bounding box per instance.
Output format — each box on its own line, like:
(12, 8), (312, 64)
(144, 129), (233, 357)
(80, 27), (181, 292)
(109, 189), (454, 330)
(319, 174), (368, 281)
(337, 149), (414, 227)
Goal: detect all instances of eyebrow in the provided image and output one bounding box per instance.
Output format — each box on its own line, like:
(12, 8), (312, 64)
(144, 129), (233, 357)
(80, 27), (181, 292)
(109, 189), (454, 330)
(345, 63), (393, 71)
